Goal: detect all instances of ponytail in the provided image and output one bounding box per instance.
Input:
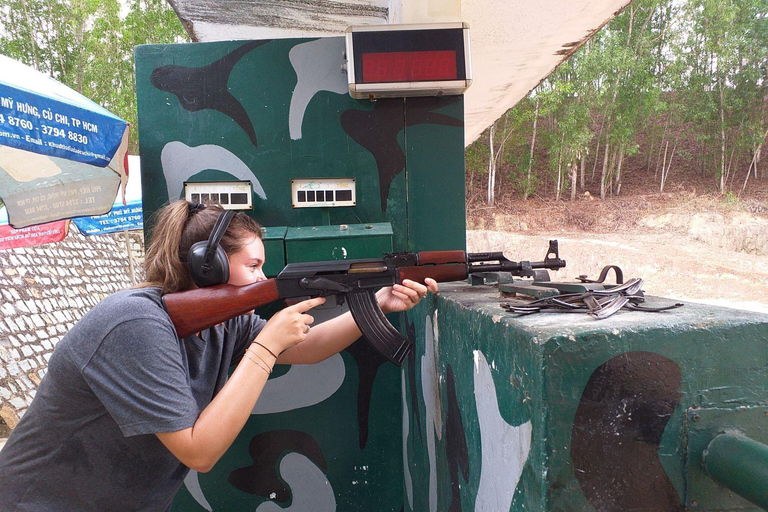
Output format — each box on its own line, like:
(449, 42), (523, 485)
(137, 200), (262, 294)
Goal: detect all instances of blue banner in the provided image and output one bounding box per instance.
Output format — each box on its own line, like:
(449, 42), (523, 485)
(73, 201), (143, 235)
(0, 83), (127, 167)
(71, 155), (143, 236)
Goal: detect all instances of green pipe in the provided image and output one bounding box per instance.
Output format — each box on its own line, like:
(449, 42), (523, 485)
(703, 431), (768, 511)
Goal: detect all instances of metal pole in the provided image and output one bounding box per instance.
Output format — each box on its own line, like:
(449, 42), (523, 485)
(124, 231), (136, 284)
(703, 431), (768, 511)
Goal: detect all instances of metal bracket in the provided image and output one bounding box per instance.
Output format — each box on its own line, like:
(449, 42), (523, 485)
(468, 272), (515, 286)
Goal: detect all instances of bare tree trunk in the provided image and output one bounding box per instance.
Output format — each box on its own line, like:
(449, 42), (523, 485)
(555, 133), (565, 201)
(524, 99), (539, 201)
(741, 149), (759, 195)
(660, 141), (669, 192)
(20, 0), (40, 71)
(726, 146), (737, 190)
(719, 77), (727, 194)
(591, 135), (601, 181)
(667, 142), (677, 190)
(655, 115), (670, 179)
(580, 153), (586, 191)
(43, 0), (66, 75)
(660, 142), (677, 193)
(647, 133), (655, 173)
(491, 116), (514, 201)
(487, 124), (496, 206)
(570, 161), (578, 201)
(740, 128), (768, 195)
(606, 148), (617, 197)
(614, 147), (625, 196)
(600, 143), (610, 200)
(74, 0), (87, 93)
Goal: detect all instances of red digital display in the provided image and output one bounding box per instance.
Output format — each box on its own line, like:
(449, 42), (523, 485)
(361, 50), (457, 83)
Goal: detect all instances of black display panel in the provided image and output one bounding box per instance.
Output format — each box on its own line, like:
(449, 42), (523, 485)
(351, 28), (467, 84)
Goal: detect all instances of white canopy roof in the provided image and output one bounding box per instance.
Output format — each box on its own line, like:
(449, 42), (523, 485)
(168, 0), (632, 145)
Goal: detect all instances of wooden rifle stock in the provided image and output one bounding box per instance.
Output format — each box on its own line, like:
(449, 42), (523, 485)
(163, 279), (280, 338)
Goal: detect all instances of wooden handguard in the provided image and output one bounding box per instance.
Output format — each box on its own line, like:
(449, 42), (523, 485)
(399, 264), (468, 285)
(416, 250), (467, 265)
(163, 279), (280, 338)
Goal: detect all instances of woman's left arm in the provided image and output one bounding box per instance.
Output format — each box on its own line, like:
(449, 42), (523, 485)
(276, 278), (438, 365)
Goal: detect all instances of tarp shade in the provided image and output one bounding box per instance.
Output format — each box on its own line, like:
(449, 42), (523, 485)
(0, 55), (128, 166)
(0, 143), (124, 228)
(0, 55), (130, 228)
(73, 155), (143, 235)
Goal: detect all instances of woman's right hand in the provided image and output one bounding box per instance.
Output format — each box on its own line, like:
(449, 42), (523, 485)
(254, 297), (326, 354)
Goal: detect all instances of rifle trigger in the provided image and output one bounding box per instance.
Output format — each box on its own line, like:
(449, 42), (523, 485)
(299, 277), (353, 293)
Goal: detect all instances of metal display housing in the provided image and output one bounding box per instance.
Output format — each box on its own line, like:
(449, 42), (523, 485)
(290, 178), (356, 208)
(345, 23), (472, 99)
(183, 180), (253, 210)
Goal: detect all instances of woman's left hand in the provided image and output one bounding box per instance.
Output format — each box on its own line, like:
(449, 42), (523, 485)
(376, 278), (439, 314)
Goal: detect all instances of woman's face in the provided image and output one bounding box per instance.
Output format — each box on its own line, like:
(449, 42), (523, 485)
(227, 236), (267, 286)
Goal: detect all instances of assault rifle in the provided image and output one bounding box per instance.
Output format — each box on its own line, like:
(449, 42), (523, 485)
(162, 241), (566, 366)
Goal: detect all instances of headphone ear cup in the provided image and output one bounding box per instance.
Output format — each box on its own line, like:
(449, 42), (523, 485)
(187, 241), (230, 287)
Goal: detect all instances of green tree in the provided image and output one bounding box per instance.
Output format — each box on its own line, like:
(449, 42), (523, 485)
(0, 0), (188, 152)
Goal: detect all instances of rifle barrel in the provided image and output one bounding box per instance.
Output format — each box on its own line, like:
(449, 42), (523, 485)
(469, 259), (566, 274)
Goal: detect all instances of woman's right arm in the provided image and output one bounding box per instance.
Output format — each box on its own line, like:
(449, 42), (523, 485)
(155, 297), (323, 472)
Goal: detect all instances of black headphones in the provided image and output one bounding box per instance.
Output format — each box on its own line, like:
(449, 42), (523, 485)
(187, 210), (236, 288)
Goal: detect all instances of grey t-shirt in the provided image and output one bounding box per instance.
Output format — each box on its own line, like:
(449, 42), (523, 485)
(0, 287), (265, 512)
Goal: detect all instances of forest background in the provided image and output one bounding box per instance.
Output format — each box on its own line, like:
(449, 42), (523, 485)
(467, 0), (768, 208)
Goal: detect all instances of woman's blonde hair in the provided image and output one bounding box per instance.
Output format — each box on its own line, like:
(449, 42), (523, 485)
(138, 201), (262, 294)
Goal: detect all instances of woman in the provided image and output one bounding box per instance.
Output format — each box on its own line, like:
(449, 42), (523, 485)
(0, 200), (437, 512)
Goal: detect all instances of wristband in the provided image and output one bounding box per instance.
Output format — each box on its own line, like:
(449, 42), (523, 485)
(247, 348), (274, 369)
(253, 341), (278, 359)
(244, 351), (272, 375)
(248, 344), (277, 364)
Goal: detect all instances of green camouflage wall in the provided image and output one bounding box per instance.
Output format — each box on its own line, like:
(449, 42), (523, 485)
(135, 38), (465, 252)
(135, 36), (768, 512)
(407, 283), (768, 512)
(135, 37), (464, 511)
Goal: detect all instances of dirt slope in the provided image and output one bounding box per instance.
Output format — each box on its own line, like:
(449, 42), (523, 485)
(466, 193), (768, 314)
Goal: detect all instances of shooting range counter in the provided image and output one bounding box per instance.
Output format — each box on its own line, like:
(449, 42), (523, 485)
(411, 282), (768, 511)
(135, 35), (768, 512)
